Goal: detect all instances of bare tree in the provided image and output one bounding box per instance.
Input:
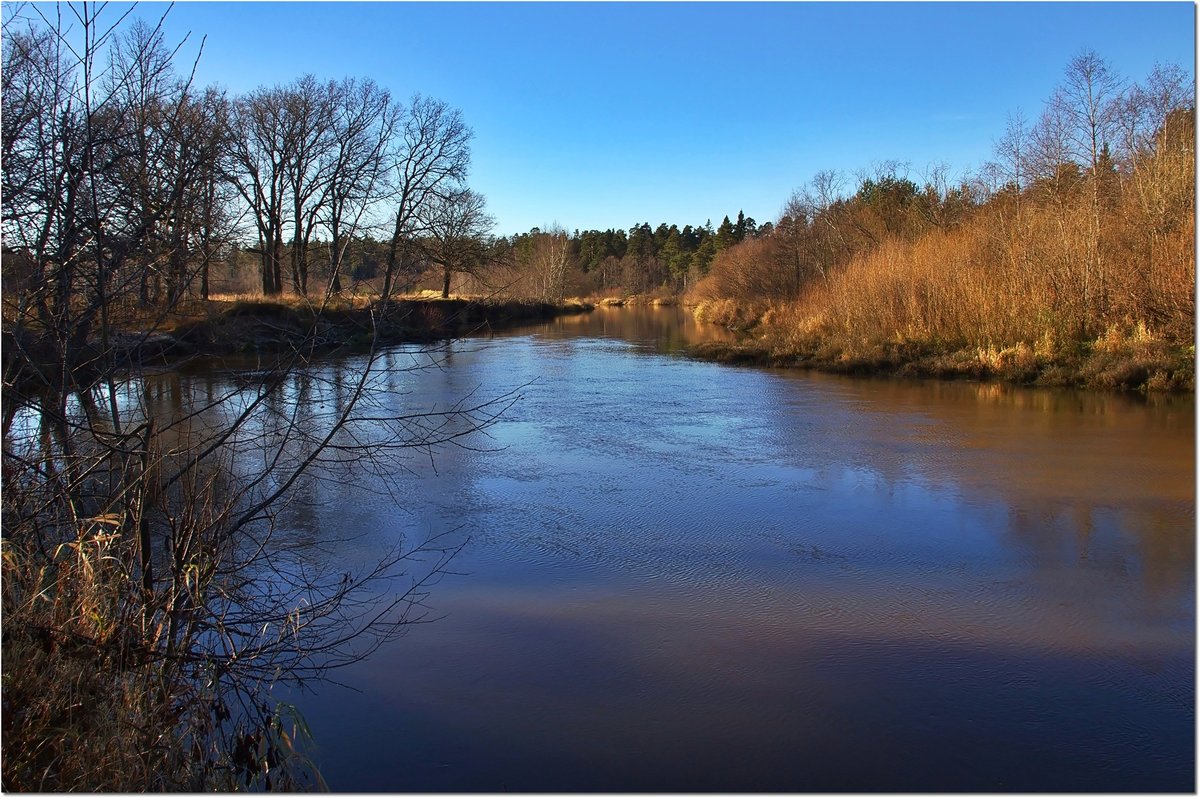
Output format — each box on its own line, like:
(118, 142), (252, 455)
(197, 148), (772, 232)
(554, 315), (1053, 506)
(1113, 63), (1194, 231)
(777, 192), (818, 291)
(426, 187), (494, 298)
(382, 95), (472, 299)
(229, 85), (292, 295)
(189, 87), (238, 300)
(281, 75), (339, 296)
(1, 19), (78, 323)
(1047, 51), (1124, 327)
(105, 17), (180, 306)
(1054, 51), (1124, 180)
(992, 109), (1030, 196)
(106, 22), (234, 307)
(527, 224), (571, 301)
(323, 77), (397, 295)
(781, 169), (850, 285)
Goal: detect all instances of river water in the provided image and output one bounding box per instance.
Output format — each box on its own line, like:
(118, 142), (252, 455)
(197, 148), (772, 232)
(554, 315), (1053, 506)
(202, 306), (1193, 790)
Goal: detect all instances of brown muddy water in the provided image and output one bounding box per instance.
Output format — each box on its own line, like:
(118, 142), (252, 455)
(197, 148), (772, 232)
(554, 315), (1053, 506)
(176, 307), (1199, 789)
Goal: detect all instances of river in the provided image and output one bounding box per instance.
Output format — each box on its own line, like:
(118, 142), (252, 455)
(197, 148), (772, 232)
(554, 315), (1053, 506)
(185, 306), (1195, 790)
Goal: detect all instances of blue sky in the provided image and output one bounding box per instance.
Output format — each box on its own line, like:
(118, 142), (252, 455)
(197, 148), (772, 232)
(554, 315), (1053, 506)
(47, 2), (1200, 234)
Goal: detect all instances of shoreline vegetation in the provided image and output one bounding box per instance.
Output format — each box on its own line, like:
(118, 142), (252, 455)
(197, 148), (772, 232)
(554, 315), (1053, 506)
(175, 292), (1200, 394)
(7, 288), (1189, 393)
(675, 54), (1195, 394)
(3, 293), (593, 390)
(685, 301), (1194, 392)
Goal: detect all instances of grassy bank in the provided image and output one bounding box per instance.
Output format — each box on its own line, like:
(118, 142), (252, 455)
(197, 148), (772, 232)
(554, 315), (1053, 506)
(688, 299), (1194, 392)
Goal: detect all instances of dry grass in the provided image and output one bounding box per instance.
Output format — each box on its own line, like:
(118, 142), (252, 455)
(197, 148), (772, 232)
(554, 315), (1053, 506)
(2, 520), (325, 790)
(691, 298), (768, 330)
(768, 194), (1192, 379)
(1, 531), (182, 791)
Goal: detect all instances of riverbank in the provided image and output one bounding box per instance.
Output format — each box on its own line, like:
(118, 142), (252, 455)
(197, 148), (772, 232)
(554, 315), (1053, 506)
(172, 295), (592, 356)
(686, 301), (1195, 393)
(3, 295), (593, 387)
(584, 293), (679, 308)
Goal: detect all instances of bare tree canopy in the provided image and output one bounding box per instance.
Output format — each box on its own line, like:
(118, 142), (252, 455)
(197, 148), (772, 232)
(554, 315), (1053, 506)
(383, 95), (473, 298)
(427, 187), (494, 297)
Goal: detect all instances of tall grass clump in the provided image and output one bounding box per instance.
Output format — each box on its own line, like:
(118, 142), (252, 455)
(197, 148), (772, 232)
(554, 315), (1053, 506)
(2, 470), (324, 791)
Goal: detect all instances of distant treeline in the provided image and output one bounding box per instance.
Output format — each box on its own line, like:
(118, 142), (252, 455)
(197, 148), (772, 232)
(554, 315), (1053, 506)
(503, 212), (766, 297)
(305, 211), (765, 299)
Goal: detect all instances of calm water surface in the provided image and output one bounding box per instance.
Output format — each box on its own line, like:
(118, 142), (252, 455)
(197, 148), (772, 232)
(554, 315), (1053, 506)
(223, 307), (1192, 791)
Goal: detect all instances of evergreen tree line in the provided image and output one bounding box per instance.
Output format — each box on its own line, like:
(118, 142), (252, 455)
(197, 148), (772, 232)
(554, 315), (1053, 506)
(482, 211), (768, 299)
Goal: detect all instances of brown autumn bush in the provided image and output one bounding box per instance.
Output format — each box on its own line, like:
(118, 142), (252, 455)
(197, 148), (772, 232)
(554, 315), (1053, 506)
(693, 236), (794, 303)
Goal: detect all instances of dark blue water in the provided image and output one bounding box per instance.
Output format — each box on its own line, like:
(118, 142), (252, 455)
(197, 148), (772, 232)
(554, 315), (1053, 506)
(242, 306), (1194, 791)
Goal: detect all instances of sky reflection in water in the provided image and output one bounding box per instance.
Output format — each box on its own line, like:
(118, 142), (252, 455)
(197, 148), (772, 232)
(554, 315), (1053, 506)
(196, 306), (1192, 791)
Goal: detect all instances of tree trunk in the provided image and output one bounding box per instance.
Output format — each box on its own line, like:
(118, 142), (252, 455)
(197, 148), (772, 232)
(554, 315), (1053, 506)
(329, 223), (343, 294)
(272, 232), (284, 296)
(383, 210), (402, 300)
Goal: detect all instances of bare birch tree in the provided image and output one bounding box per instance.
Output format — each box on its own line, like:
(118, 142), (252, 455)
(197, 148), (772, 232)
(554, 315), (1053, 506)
(1049, 51), (1124, 324)
(529, 224), (571, 301)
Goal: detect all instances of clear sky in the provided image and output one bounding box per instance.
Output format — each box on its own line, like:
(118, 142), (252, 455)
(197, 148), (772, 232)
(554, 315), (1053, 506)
(51, 2), (1200, 234)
